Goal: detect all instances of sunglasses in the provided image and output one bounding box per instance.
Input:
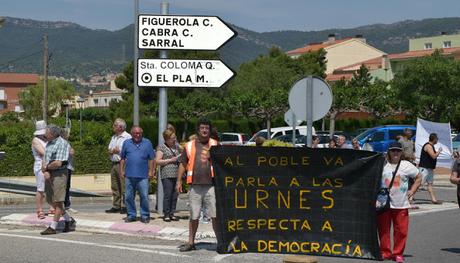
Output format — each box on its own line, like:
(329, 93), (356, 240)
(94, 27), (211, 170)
(389, 149), (402, 152)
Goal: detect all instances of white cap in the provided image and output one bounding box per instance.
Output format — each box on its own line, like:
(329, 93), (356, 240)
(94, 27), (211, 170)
(34, 120), (46, 136)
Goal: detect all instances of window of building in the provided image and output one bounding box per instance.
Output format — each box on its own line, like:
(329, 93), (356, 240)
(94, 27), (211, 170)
(424, 43), (432, 50)
(0, 89), (5, 100)
(94, 99), (99, 105)
(443, 41), (452, 48)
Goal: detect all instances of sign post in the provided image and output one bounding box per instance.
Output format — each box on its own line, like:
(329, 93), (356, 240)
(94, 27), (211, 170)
(136, 6), (237, 215)
(156, 1), (169, 217)
(289, 76), (333, 147)
(284, 109), (303, 145)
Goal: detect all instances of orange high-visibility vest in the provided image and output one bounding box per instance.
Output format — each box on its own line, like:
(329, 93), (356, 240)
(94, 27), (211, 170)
(185, 138), (218, 184)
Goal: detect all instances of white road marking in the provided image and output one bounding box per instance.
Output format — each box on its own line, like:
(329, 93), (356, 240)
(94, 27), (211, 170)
(0, 232), (190, 258)
(410, 203), (458, 216)
(110, 242), (179, 250)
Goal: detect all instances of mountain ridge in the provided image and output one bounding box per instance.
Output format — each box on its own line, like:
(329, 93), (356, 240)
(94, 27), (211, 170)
(1, 16), (459, 78)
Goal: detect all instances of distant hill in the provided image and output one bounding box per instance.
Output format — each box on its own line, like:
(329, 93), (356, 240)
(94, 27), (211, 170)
(0, 16), (460, 78)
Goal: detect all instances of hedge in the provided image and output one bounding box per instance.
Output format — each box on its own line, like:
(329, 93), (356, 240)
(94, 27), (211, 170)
(0, 116), (412, 177)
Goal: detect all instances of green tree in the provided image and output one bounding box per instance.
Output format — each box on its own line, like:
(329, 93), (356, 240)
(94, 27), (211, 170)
(227, 47), (326, 136)
(19, 79), (75, 120)
(392, 51), (460, 122)
(169, 89), (220, 140)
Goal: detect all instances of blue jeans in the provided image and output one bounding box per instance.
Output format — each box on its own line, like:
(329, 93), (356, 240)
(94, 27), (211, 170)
(125, 177), (150, 220)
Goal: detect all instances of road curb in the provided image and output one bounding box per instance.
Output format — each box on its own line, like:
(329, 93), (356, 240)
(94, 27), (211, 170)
(0, 213), (216, 243)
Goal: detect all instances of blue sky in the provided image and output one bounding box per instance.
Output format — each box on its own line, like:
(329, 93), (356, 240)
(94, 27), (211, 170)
(1, 0), (459, 32)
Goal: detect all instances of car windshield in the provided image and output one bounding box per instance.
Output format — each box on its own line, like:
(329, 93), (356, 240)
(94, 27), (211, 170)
(454, 134), (460, 141)
(248, 131), (268, 142)
(355, 129), (374, 141)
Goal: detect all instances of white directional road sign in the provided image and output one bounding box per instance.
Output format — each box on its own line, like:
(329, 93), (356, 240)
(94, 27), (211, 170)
(138, 15), (237, 50)
(137, 59), (235, 88)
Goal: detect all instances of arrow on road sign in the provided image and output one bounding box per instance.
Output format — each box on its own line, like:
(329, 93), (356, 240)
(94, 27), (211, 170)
(137, 59), (235, 88)
(138, 15), (237, 50)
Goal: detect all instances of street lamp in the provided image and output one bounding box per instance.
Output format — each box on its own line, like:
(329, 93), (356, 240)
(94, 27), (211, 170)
(76, 97), (85, 141)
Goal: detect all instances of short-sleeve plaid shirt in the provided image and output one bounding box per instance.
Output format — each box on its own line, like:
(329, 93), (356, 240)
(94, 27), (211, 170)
(44, 136), (70, 166)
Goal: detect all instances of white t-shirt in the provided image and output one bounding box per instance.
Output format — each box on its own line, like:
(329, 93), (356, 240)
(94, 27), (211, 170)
(381, 160), (419, 209)
(108, 131), (132, 162)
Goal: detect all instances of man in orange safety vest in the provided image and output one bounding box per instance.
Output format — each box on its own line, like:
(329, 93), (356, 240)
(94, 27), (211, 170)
(176, 118), (219, 252)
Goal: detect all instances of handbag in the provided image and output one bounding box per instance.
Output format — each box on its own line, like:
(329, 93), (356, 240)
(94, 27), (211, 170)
(376, 160), (401, 213)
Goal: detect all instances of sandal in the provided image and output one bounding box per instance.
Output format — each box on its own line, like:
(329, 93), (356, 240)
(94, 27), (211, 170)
(37, 210), (46, 219)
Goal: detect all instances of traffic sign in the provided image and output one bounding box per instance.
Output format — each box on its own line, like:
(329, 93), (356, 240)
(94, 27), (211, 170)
(284, 109), (303, 127)
(288, 77), (332, 122)
(137, 58), (235, 88)
(138, 15), (237, 50)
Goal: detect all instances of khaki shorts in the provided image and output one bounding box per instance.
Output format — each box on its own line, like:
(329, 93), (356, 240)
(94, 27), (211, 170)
(188, 185), (216, 220)
(419, 167), (435, 184)
(45, 169), (68, 204)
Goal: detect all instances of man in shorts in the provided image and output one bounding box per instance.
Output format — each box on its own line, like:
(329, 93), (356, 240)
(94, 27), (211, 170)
(176, 118), (219, 252)
(40, 124), (76, 235)
(419, 133), (443, 204)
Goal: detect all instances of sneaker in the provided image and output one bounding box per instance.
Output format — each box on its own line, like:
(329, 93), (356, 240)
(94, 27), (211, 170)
(63, 218), (76, 232)
(65, 207), (78, 214)
(105, 207), (121, 213)
(120, 208), (127, 214)
(170, 215), (180, 221)
(140, 217), (150, 224)
(179, 243), (196, 252)
(124, 217), (136, 223)
(40, 227), (57, 235)
(395, 255), (404, 263)
(163, 217), (171, 222)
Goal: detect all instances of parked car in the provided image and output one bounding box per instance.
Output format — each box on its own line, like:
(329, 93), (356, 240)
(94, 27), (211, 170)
(219, 132), (250, 145)
(349, 128), (369, 139)
(452, 134), (460, 152)
(245, 126), (316, 145)
(354, 125), (416, 152)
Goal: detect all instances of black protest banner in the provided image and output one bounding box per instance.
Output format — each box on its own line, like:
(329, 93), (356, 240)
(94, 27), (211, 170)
(211, 146), (384, 260)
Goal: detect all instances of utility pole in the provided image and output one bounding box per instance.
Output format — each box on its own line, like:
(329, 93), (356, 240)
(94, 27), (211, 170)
(42, 34), (49, 123)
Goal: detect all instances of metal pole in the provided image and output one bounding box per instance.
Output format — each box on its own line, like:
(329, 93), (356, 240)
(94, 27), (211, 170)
(292, 112), (296, 145)
(42, 34), (48, 123)
(79, 107), (82, 141)
(156, 1), (169, 215)
(306, 76), (313, 147)
(133, 0), (140, 125)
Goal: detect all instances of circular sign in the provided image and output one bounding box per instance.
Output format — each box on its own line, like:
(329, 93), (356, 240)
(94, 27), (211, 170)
(288, 76), (333, 121)
(284, 109), (303, 127)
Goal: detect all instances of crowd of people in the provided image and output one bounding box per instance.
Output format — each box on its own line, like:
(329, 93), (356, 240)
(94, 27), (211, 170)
(30, 120), (460, 261)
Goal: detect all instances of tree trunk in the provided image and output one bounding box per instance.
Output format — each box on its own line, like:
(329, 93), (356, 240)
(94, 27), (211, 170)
(329, 112), (337, 139)
(321, 118), (326, 131)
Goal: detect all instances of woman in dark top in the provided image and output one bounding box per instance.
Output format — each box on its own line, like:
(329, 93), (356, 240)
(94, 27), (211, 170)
(156, 129), (182, 222)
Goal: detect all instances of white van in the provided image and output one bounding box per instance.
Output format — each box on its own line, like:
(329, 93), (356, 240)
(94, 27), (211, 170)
(245, 126), (316, 145)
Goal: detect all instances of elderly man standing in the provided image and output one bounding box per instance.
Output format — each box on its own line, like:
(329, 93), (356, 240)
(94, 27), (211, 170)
(40, 124), (75, 235)
(120, 126), (155, 223)
(106, 118), (131, 214)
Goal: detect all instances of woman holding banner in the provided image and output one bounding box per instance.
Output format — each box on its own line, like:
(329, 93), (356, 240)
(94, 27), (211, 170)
(377, 142), (422, 263)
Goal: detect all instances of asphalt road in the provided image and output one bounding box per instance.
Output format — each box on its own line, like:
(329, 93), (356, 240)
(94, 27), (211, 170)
(0, 187), (458, 263)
